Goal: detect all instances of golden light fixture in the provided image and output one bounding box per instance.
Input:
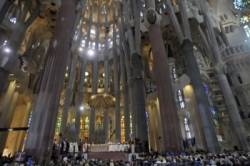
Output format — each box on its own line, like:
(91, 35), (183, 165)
(89, 93), (115, 109)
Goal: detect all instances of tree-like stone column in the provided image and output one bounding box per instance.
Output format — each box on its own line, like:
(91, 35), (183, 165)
(0, 68), (8, 95)
(121, 3), (135, 139)
(123, 1), (149, 150)
(89, 107), (96, 143)
(113, 25), (121, 143)
(173, 0), (220, 152)
(103, 109), (109, 143)
(61, 53), (78, 136)
(120, 48), (130, 142)
(181, 40), (220, 152)
(130, 53), (148, 151)
(118, 6), (131, 142)
(145, 4), (182, 151)
(104, 13), (110, 94)
(75, 60), (87, 140)
(24, 0), (77, 163)
(92, 61), (99, 95)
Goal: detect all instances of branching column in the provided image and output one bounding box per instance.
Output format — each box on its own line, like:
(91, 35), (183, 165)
(61, 53), (78, 136)
(181, 40), (219, 152)
(122, 1), (135, 139)
(75, 60), (87, 140)
(25, 0), (77, 163)
(113, 22), (121, 143)
(145, 2), (182, 151)
(175, 0), (220, 152)
(92, 62), (99, 94)
(118, 4), (130, 143)
(104, 13), (110, 94)
(72, 1), (87, 141)
(120, 47), (130, 142)
(89, 107), (96, 143)
(0, 68), (9, 95)
(125, 0), (148, 149)
(104, 12), (110, 143)
(103, 109), (109, 143)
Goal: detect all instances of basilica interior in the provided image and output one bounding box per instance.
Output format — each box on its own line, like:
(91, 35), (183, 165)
(0, 0), (250, 163)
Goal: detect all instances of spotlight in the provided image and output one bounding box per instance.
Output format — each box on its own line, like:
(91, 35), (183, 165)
(3, 40), (7, 45)
(80, 106), (84, 111)
(65, 73), (68, 78)
(78, 47), (83, 52)
(10, 17), (17, 24)
(3, 47), (11, 54)
(90, 29), (96, 35)
(87, 49), (95, 57)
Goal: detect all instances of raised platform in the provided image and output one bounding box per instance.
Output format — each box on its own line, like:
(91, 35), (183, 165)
(87, 152), (128, 161)
(88, 144), (129, 152)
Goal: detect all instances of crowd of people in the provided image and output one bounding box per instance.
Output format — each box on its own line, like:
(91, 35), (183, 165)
(1, 150), (250, 165)
(1, 139), (250, 165)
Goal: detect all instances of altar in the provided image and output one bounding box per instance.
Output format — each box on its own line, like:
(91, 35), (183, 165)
(89, 143), (130, 152)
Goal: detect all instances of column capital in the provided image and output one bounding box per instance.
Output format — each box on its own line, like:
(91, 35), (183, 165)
(181, 39), (193, 52)
(131, 53), (143, 70)
(214, 62), (226, 74)
(144, 8), (161, 27)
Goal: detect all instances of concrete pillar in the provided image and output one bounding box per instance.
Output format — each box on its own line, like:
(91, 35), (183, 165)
(181, 40), (220, 152)
(92, 61), (99, 94)
(120, 19), (135, 138)
(174, 0), (220, 152)
(112, 18), (121, 143)
(113, 49), (121, 143)
(146, 7), (182, 151)
(120, 50), (130, 142)
(103, 110), (109, 143)
(166, 0), (184, 43)
(122, 43), (134, 140)
(131, 53), (149, 151)
(165, 0), (220, 152)
(92, 5), (100, 94)
(104, 13), (110, 94)
(72, 2), (87, 140)
(24, 0), (77, 163)
(177, 0), (191, 40)
(89, 108), (96, 143)
(75, 61), (87, 140)
(104, 60), (109, 93)
(0, 68), (9, 95)
(61, 53), (78, 135)
(123, 1), (148, 147)
(216, 69), (250, 150)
